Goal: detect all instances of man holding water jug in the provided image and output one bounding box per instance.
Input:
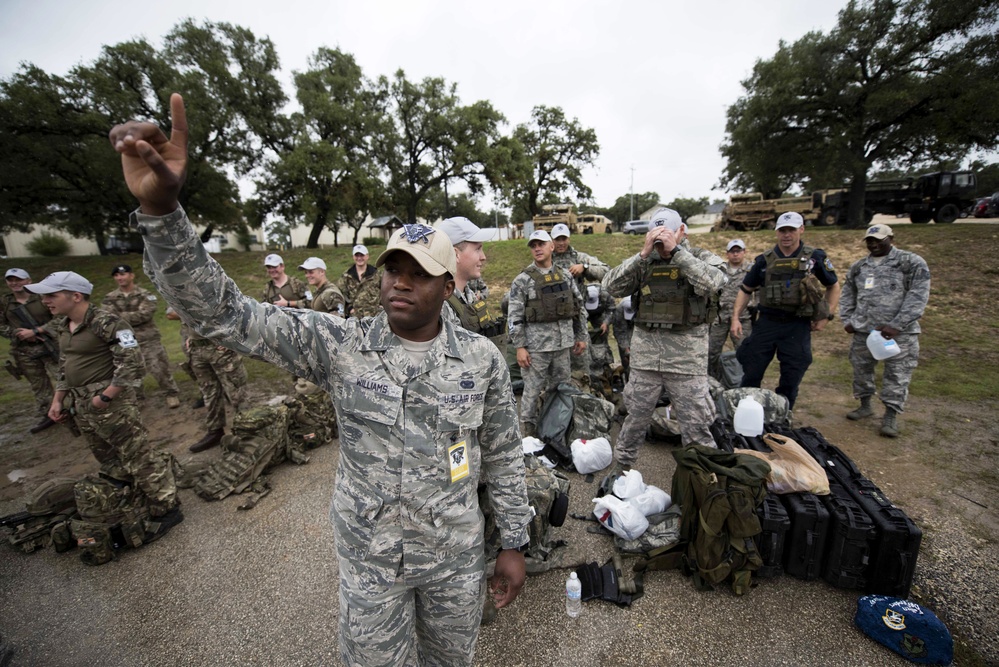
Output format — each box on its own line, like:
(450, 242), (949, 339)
(840, 224), (931, 437)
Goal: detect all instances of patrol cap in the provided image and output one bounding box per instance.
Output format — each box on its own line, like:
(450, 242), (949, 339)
(620, 295), (635, 321)
(864, 223), (893, 240)
(23, 271), (93, 295)
(650, 208), (684, 232)
(351, 244), (369, 256)
(436, 216), (492, 245)
(528, 230), (553, 244)
(726, 239), (746, 251)
(551, 223), (571, 239)
(110, 264), (133, 276)
(585, 284), (600, 311)
(5, 268), (29, 280)
(375, 223), (457, 277)
(299, 257), (327, 271)
(775, 212), (804, 229)
(264, 254), (284, 267)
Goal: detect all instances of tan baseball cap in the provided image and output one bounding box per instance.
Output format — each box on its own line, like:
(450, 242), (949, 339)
(864, 224), (893, 240)
(376, 223), (457, 277)
(23, 271), (93, 295)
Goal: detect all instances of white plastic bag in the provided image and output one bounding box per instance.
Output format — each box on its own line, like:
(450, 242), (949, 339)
(570, 437), (612, 474)
(627, 485), (672, 516)
(592, 495), (649, 540)
(612, 469), (647, 499)
(521, 436), (545, 456)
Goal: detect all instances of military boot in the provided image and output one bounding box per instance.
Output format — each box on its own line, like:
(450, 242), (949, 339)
(520, 422), (537, 438)
(880, 409), (900, 438)
(189, 429), (224, 453)
(846, 396), (874, 421)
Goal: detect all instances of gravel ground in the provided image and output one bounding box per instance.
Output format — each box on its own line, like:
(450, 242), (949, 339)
(0, 427), (944, 667)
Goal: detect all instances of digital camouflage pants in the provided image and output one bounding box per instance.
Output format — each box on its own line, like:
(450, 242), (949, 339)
(189, 341), (248, 431)
(338, 549), (485, 667)
(70, 387), (178, 516)
(520, 349), (571, 426)
(708, 315), (751, 381)
(849, 332), (920, 413)
(615, 368), (717, 467)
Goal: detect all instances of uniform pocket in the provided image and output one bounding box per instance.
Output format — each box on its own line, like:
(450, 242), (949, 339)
(341, 373), (402, 426)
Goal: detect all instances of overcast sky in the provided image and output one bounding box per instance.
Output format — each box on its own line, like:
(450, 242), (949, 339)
(1, 0), (847, 215)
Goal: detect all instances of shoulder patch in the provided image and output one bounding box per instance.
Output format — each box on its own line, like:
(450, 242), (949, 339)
(824, 258), (835, 271)
(145, 295), (157, 301)
(116, 330), (139, 348)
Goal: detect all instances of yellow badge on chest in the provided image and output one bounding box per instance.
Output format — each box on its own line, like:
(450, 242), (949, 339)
(449, 441), (470, 483)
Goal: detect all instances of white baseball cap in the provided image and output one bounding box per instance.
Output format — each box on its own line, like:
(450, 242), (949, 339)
(299, 257), (327, 271)
(352, 245), (369, 256)
(620, 295), (635, 321)
(585, 284), (600, 311)
(375, 223), (457, 277)
(528, 230), (553, 244)
(650, 208), (684, 232)
(23, 270), (93, 295)
(726, 239), (746, 251)
(776, 212), (804, 230)
(551, 223), (571, 239)
(5, 268), (29, 280)
(264, 254), (284, 267)
(436, 217), (493, 245)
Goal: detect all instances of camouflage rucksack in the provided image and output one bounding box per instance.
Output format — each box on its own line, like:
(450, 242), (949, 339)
(285, 383), (337, 459)
(481, 455), (571, 574)
(70, 475), (150, 566)
(1, 478), (78, 554)
(715, 387), (791, 426)
(537, 383), (615, 469)
(194, 405), (291, 501)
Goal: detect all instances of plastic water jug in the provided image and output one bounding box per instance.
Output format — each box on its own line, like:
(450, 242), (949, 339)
(733, 396), (764, 437)
(866, 330), (901, 360)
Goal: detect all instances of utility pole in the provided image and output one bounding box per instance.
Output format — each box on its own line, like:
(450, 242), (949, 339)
(630, 165), (635, 221)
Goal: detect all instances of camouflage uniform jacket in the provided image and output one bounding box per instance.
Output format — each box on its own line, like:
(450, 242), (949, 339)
(553, 246), (609, 288)
(137, 207), (533, 575)
(310, 280), (346, 315)
(261, 276), (308, 308)
(719, 261), (754, 320)
(50, 305), (145, 391)
(337, 265), (382, 318)
(1, 292), (53, 351)
(840, 246), (930, 335)
(507, 264), (588, 353)
(101, 285), (163, 343)
(602, 240), (725, 375)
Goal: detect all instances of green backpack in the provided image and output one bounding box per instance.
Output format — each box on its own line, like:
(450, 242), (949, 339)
(642, 445), (771, 595)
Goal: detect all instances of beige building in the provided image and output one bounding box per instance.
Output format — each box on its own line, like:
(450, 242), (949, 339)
(2, 225), (261, 259)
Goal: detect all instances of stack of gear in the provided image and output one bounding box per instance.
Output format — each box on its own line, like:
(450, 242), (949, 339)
(70, 474), (153, 566)
(481, 454), (570, 574)
(0, 478), (77, 553)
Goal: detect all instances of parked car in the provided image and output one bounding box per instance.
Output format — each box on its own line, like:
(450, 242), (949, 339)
(622, 219), (650, 234)
(973, 193), (999, 218)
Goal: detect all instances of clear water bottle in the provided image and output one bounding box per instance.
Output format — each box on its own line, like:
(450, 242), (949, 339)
(566, 571), (582, 618)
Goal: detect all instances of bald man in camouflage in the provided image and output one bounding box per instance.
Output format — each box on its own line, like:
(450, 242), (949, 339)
(110, 93), (533, 666)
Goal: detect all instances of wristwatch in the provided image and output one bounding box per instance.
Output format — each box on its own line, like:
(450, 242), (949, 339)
(826, 314), (835, 321)
(98, 393), (113, 403)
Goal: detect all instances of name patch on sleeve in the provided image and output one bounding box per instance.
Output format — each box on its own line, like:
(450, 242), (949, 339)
(116, 330), (139, 348)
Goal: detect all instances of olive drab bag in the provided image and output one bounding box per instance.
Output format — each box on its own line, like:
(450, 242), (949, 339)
(71, 474), (151, 566)
(194, 405), (291, 501)
(641, 445), (770, 595)
(481, 455), (571, 574)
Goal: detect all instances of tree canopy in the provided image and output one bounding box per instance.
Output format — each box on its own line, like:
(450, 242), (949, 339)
(720, 0), (999, 226)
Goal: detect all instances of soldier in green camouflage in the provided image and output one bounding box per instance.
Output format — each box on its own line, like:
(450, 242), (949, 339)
(337, 244), (383, 318)
(111, 95), (533, 666)
(26, 271), (181, 529)
(261, 254), (309, 308)
(708, 239), (754, 382)
(603, 208), (725, 471)
(2, 269), (59, 433)
(182, 320), (249, 453)
(299, 257), (345, 315)
(840, 224), (931, 437)
(101, 264), (180, 408)
(508, 230), (588, 437)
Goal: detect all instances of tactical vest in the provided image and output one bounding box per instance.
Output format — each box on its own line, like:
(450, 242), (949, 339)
(633, 259), (715, 330)
(447, 292), (506, 338)
(523, 266), (577, 323)
(761, 245), (816, 316)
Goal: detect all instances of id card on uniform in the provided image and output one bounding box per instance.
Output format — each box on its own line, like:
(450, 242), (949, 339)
(448, 441), (470, 483)
(865, 277), (875, 290)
